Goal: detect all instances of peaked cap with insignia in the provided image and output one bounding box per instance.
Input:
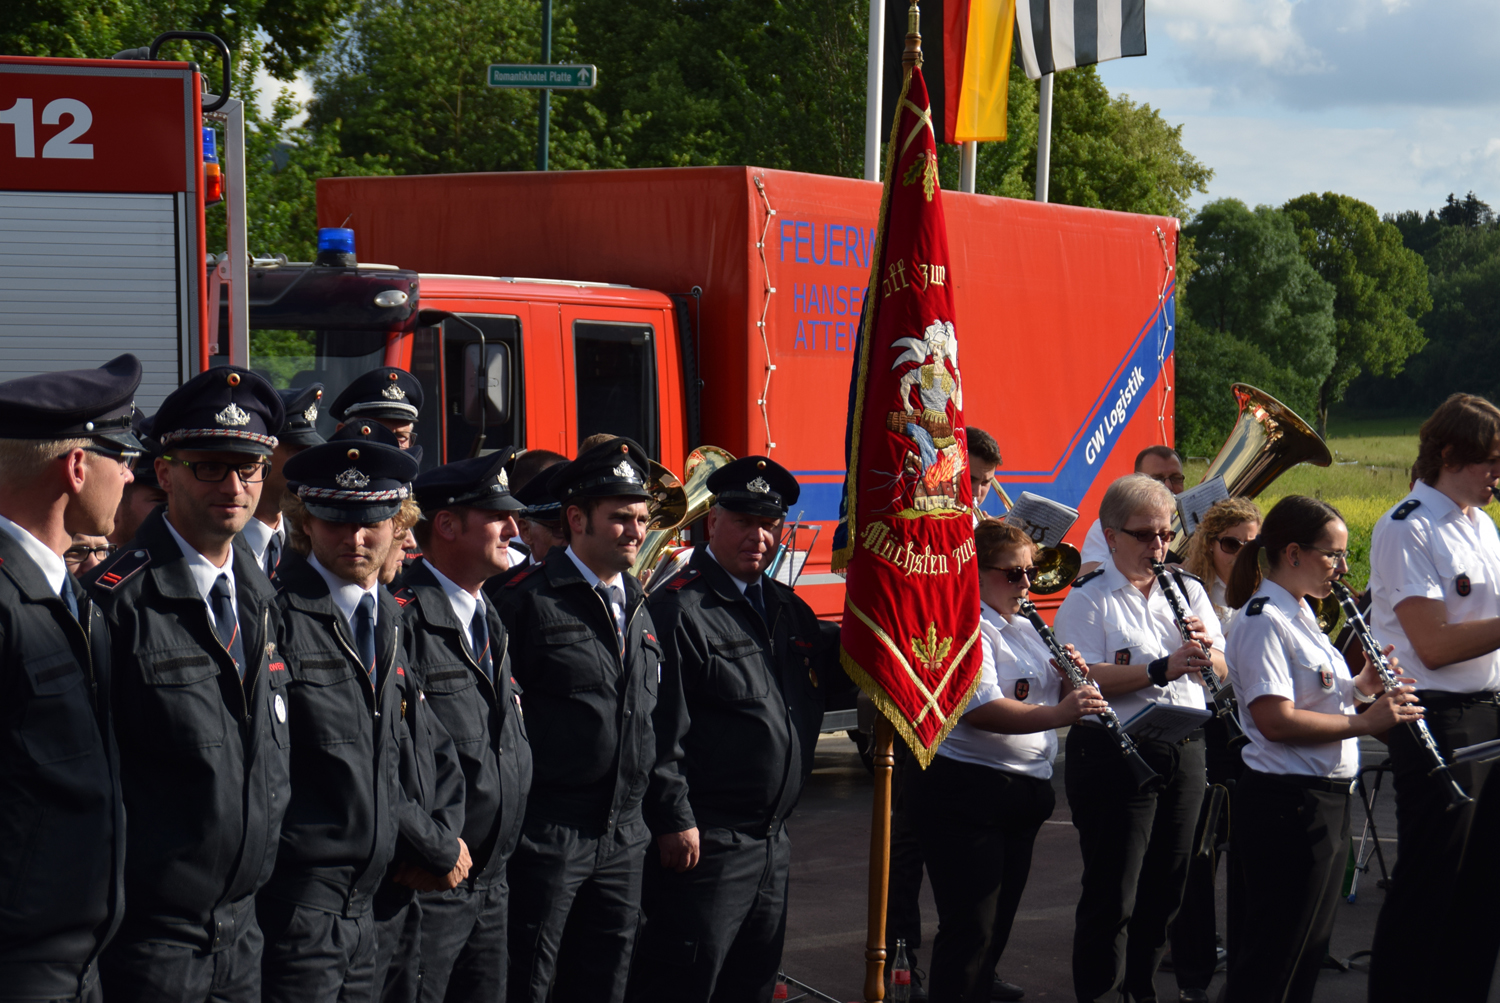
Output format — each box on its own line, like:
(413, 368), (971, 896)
(707, 455), (800, 519)
(277, 384), (325, 448)
(514, 472), (562, 522)
(0, 352), (144, 453)
(547, 436), (651, 503)
(414, 446), (526, 514)
(153, 366), (284, 456)
(285, 419), (417, 523)
(330, 367), (424, 422)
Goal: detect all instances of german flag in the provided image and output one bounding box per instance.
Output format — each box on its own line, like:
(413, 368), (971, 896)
(881, 0), (1017, 145)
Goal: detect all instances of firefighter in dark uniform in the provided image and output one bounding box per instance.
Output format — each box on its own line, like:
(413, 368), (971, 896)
(484, 475), (563, 596)
(243, 383), (324, 579)
(262, 428), (469, 1003)
(330, 368), (424, 453)
(627, 456), (845, 1003)
(394, 449), (534, 1001)
(86, 367), (289, 1003)
(0, 355), (141, 1003)
(496, 437), (696, 1003)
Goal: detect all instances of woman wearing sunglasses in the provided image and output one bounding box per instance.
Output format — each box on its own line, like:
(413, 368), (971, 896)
(1167, 497), (1260, 1001)
(1220, 495), (1418, 1003)
(1053, 473), (1227, 1003)
(912, 520), (1107, 1003)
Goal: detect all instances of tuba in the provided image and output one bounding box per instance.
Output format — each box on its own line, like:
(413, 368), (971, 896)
(630, 446), (736, 583)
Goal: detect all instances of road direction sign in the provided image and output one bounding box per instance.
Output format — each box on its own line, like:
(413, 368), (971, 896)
(488, 64), (597, 90)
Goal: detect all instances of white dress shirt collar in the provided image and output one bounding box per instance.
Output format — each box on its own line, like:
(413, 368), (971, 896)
(239, 514), (282, 567)
(565, 545), (622, 591)
(705, 544), (751, 595)
(163, 514), (235, 605)
(308, 553), (379, 627)
(0, 513), (67, 595)
(1411, 477), (1466, 525)
(425, 560), (481, 631)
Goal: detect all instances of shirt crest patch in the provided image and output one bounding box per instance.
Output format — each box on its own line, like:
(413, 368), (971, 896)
(1114, 649), (1131, 665)
(1318, 668), (1335, 691)
(1014, 678), (1030, 701)
(215, 402), (250, 427)
(1457, 574), (1472, 597)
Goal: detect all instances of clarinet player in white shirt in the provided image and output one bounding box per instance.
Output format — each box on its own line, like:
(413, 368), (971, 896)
(913, 520), (1108, 1003)
(1221, 495), (1418, 1003)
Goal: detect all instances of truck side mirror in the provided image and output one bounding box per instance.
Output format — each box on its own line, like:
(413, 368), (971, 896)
(463, 342), (510, 424)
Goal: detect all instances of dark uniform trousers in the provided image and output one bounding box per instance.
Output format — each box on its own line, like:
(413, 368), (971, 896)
(87, 515), (290, 1003)
(1223, 770), (1349, 1003)
(886, 744), (927, 964)
(1370, 694), (1500, 1003)
(496, 550), (683, 1003)
(262, 553), (459, 1003)
(0, 535), (123, 1003)
(626, 550), (844, 1003)
(1067, 725), (1207, 1003)
(398, 562), (533, 1003)
(914, 755), (1055, 1003)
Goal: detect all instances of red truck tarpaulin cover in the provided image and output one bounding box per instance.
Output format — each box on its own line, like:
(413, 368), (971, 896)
(832, 63), (982, 767)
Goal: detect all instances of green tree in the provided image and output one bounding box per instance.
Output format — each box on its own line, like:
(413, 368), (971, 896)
(1282, 192), (1432, 436)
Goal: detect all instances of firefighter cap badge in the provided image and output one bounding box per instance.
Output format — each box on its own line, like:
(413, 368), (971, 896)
(382, 384), (407, 401)
(303, 403), (319, 423)
(215, 402), (251, 427)
(747, 476), (771, 495)
(612, 460), (640, 482)
(336, 467), (371, 489)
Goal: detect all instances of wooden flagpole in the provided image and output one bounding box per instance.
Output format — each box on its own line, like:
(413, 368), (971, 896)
(862, 15), (923, 1001)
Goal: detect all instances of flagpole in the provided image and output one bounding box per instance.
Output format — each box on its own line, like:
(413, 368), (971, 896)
(960, 141), (977, 193)
(1034, 72), (1052, 202)
(864, 0), (885, 182)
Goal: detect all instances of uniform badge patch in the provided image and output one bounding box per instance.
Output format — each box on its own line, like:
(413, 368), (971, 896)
(1114, 649), (1131, 665)
(1014, 679), (1030, 701)
(1318, 668), (1335, 691)
(1392, 499), (1421, 521)
(1457, 574), (1472, 597)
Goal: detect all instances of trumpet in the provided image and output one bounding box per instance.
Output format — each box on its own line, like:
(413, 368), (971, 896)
(1018, 599), (1162, 793)
(1151, 561), (1247, 750)
(1330, 581), (1471, 810)
(1029, 542), (1081, 596)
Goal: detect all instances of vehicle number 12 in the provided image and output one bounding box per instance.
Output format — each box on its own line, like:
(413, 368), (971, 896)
(0, 97), (94, 159)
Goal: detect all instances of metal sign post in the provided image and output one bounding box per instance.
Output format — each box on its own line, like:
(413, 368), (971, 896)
(485, 0), (598, 173)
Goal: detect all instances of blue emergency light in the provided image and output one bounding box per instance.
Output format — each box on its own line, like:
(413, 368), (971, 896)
(316, 227), (357, 267)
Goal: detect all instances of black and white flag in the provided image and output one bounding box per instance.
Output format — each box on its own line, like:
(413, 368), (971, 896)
(1014, 0), (1146, 80)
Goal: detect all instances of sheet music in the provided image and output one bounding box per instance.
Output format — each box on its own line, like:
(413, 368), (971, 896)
(1122, 703), (1212, 744)
(1177, 475), (1230, 537)
(1002, 492), (1079, 549)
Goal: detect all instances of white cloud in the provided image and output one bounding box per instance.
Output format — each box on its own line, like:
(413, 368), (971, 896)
(250, 66), (314, 127)
(1153, 0), (1324, 75)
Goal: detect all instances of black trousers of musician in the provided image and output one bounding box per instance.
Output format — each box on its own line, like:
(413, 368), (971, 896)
(1168, 716), (1244, 993)
(913, 754), (1055, 1003)
(415, 875), (509, 1003)
(1222, 769), (1350, 1003)
(257, 897), (379, 1003)
(372, 896), (422, 1003)
(627, 826), (791, 1003)
(1370, 695), (1500, 1003)
(886, 743), (927, 963)
(506, 816), (651, 1003)
(101, 896), (263, 1003)
(1066, 725), (1206, 1003)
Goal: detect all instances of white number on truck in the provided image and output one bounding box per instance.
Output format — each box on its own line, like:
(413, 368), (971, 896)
(0, 97), (94, 159)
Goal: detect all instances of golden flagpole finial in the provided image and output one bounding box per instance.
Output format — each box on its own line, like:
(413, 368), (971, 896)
(902, 1), (923, 73)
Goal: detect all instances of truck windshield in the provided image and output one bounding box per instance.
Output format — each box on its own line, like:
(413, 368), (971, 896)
(249, 329), (390, 442)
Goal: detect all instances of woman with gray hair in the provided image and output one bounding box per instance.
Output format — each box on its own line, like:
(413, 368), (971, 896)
(1053, 473), (1229, 1003)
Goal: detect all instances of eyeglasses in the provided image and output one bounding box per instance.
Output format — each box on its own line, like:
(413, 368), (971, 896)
(64, 543), (116, 564)
(393, 430), (418, 448)
(1116, 527), (1175, 545)
(162, 456), (270, 483)
(84, 445), (141, 472)
(1149, 472), (1187, 488)
(982, 565), (1039, 584)
(1307, 546), (1350, 564)
(1217, 536), (1246, 556)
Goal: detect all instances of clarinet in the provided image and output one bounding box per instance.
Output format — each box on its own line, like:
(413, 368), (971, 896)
(1151, 561), (1247, 749)
(1331, 580), (1471, 809)
(1018, 599), (1163, 793)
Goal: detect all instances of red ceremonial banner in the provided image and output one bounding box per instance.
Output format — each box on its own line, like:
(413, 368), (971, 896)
(833, 64), (983, 767)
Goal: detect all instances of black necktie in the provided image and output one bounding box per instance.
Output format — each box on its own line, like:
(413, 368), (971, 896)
(470, 603), (493, 683)
(60, 580), (80, 623)
(355, 592), (377, 688)
(597, 583), (624, 655)
(209, 574), (245, 679)
(264, 531), (282, 578)
(746, 577), (767, 622)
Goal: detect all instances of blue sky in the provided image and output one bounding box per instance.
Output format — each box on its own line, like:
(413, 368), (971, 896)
(1094, 0), (1500, 218)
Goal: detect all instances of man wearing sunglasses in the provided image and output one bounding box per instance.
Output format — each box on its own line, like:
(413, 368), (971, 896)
(1079, 446), (1187, 575)
(0, 354), (143, 1003)
(86, 367), (291, 1003)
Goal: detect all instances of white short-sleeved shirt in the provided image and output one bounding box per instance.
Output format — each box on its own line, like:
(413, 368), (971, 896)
(1053, 557), (1223, 723)
(1080, 519), (1108, 566)
(937, 604), (1064, 779)
(1226, 580), (1361, 778)
(1369, 480), (1500, 693)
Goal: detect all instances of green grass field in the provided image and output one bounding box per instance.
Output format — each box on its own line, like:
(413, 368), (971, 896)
(1185, 414), (1500, 588)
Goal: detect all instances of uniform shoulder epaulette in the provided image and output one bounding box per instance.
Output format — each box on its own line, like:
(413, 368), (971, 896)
(1174, 568), (1205, 587)
(1072, 569), (1105, 588)
(503, 564), (542, 588)
(664, 568), (701, 592)
(94, 547), (151, 592)
(1246, 596), (1269, 616)
(1392, 499), (1421, 521)
(391, 586), (416, 608)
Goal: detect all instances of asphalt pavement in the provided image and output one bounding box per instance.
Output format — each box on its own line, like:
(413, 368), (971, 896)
(780, 731), (1400, 1003)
